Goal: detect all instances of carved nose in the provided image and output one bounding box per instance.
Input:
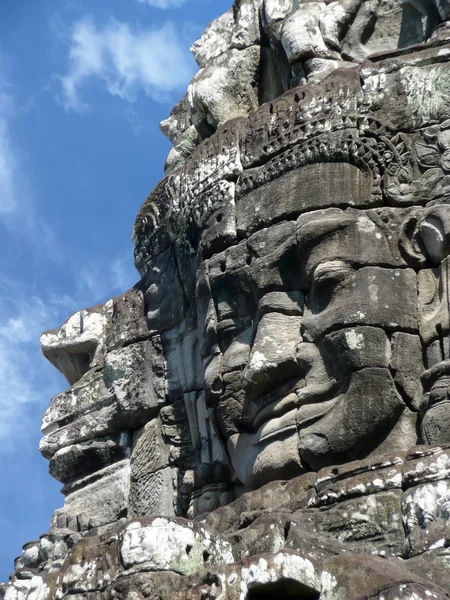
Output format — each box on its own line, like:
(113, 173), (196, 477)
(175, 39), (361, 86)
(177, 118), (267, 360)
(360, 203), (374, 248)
(40, 305), (111, 385)
(242, 311), (303, 399)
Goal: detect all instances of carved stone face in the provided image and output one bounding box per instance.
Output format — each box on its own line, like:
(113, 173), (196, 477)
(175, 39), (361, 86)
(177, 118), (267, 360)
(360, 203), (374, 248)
(197, 165), (423, 490)
(40, 106), (450, 522)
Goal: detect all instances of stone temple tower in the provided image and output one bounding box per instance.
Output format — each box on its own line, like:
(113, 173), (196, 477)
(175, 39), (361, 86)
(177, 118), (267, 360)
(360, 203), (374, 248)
(4, 1), (450, 598)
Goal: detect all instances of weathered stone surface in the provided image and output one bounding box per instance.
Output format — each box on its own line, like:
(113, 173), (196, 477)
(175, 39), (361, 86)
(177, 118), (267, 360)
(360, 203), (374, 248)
(120, 517), (234, 574)
(49, 432), (131, 484)
(297, 490), (406, 557)
(129, 418), (178, 518)
(403, 478), (450, 556)
(404, 445), (450, 488)
(406, 548), (450, 592)
(280, 3), (335, 63)
(391, 332), (424, 409)
(341, 1), (404, 62)
(206, 472), (317, 534)
(162, 308), (203, 399)
(50, 461), (130, 532)
(130, 466), (177, 518)
(187, 46), (260, 136)
(164, 125), (200, 176)
(41, 302), (113, 386)
(236, 163), (374, 237)
(104, 287), (147, 352)
(40, 339), (165, 458)
(314, 454), (405, 505)
(143, 246), (187, 334)
(191, 0), (260, 68)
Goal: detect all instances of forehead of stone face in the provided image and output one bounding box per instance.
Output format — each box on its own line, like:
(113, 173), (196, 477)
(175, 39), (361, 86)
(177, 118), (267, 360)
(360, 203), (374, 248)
(236, 161), (375, 238)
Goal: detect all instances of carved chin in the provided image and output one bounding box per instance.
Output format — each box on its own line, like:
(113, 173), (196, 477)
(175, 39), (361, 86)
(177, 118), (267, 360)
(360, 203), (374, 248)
(227, 426), (305, 490)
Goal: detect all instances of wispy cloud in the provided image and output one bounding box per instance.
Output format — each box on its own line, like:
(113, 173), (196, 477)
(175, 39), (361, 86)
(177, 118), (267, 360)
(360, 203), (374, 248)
(0, 286), (65, 447)
(78, 251), (138, 302)
(0, 73), (20, 215)
(136, 0), (188, 8)
(58, 16), (194, 112)
(0, 248), (137, 448)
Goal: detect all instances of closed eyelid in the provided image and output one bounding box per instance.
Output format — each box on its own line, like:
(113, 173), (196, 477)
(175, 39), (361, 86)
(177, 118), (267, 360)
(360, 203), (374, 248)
(312, 261), (352, 283)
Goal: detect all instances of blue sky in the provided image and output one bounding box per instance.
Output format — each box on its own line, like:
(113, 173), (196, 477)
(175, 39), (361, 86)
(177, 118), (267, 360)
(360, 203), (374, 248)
(0, 0), (231, 579)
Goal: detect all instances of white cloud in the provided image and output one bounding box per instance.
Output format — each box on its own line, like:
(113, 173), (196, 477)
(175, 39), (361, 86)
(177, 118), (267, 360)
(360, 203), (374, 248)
(0, 297), (50, 344)
(58, 17), (194, 112)
(137, 0), (188, 7)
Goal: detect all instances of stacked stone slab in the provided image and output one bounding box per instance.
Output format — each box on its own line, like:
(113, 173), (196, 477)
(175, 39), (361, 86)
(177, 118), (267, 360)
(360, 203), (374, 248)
(5, 448), (450, 598)
(5, 1), (450, 599)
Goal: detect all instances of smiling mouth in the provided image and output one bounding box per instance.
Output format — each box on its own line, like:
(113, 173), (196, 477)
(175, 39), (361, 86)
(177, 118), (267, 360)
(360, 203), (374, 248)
(238, 378), (342, 444)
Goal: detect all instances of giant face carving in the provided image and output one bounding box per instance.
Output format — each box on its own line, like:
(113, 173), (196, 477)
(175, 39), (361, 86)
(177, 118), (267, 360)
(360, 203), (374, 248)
(40, 97), (450, 524)
(195, 163), (426, 490)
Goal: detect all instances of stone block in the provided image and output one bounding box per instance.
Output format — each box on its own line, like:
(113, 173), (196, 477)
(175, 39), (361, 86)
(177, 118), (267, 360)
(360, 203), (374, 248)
(236, 163), (374, 237)
(302, 267), (418, 342)
(391, 332), (424, 409)
(49, 433), (131, 484)
(40, 339), (165, 459)
(404, 445), (450, 489)
(41, 302), (113, 386)
(280, 3), (336, 63)
(104, 287), (148, 352)
(313, 453), (405, 507)
(143, 246), (187, 334)
(188, 47), (260, 135)
(50, 461), (130, 532)
(403, 479), (450, 556)
(291, 490), (405, 557)
(162, 309), (203, 398)
(120, 517), (234, 575)
(129, 466), (176, 518)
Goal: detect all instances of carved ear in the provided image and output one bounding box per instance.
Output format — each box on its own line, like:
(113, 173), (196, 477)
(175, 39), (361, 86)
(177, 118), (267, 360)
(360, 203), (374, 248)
(400, 205), (450, 266)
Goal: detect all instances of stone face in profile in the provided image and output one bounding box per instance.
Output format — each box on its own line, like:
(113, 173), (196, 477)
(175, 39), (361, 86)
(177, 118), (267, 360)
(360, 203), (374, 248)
(6, 1), (450, 599)
(204, 204), (416, 489)
(155, 99), (450, 497)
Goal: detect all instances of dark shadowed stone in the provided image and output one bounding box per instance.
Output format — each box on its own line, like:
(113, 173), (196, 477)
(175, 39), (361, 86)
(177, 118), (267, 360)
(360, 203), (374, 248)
(49, 432), (131, 484)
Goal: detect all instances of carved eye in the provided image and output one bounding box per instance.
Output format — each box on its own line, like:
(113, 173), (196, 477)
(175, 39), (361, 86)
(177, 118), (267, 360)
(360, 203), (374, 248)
(308, 262), (352, 314)
(312, 261), (351, 285)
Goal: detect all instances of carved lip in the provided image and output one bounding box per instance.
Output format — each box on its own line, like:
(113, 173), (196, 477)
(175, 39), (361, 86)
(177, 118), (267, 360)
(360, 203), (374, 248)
(254, 397), (339, 445)
(249, 378), (341, 443)
(252, 392), (299, 431)
(239, 378), (305, 429)
(296, 396), (338, 427)
(255, 408), (298, 445)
